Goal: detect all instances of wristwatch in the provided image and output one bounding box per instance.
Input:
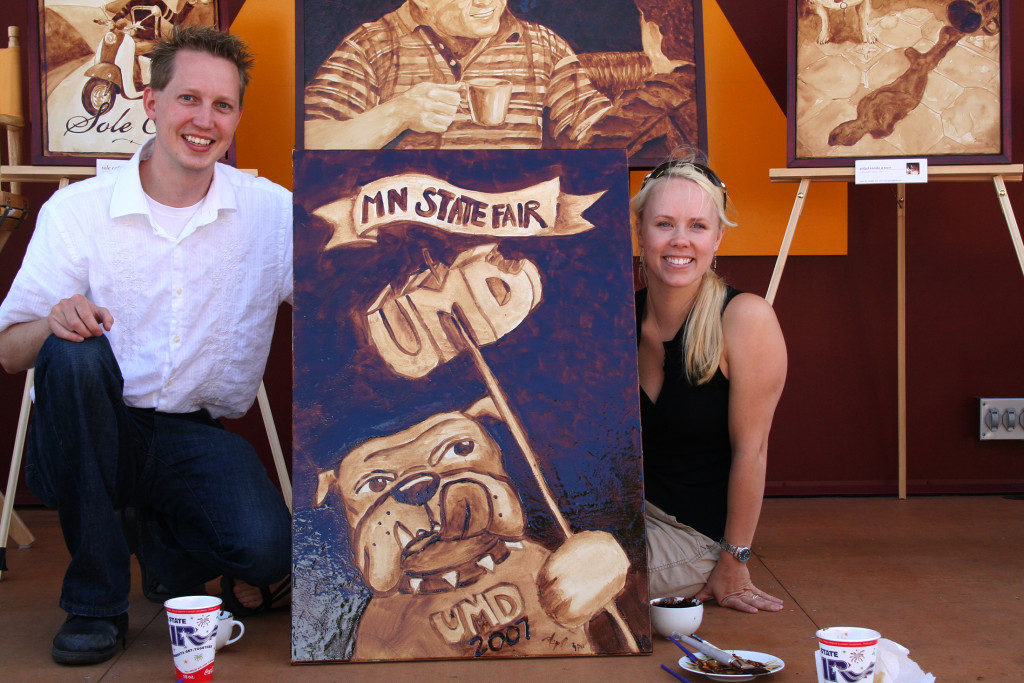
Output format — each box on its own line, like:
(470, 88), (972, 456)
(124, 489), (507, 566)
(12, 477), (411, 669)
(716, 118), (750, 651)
(719, 538), (752, 562)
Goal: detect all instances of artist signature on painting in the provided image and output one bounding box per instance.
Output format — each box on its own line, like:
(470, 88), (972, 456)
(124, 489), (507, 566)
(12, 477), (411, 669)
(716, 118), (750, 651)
(542, 632), (586, 653)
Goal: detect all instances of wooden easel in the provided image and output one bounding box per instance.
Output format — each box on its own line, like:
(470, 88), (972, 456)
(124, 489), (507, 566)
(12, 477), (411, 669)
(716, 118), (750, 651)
(0, 167), (87, 576)
(766, 164), (1024, 500)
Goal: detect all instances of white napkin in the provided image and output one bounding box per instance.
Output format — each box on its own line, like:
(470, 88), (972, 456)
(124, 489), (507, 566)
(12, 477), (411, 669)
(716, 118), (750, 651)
(872, 638), (936, 683)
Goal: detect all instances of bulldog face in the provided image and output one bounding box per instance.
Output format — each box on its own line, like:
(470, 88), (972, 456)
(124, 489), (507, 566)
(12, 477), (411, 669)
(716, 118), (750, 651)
(315, 398), (526, 595)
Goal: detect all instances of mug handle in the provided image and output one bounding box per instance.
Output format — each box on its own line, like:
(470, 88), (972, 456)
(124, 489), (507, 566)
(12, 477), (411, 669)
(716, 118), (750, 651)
(227, 619), (245, 646)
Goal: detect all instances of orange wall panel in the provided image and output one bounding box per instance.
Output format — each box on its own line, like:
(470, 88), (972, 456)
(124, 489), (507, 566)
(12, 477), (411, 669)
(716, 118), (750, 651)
(231, 0), (295, 190)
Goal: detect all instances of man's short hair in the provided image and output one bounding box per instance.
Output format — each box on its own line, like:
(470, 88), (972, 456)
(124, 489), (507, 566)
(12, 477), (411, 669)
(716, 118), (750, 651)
(148, 26), (255, 105)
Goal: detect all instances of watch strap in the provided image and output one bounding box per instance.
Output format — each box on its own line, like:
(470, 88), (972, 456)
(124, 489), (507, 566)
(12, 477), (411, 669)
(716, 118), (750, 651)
(719, 537), (751, 562)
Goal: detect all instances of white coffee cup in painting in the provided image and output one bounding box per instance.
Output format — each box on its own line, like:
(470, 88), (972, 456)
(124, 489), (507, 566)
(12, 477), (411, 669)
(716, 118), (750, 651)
(215, 610), (245, 650)
(466, 78), (513, 126)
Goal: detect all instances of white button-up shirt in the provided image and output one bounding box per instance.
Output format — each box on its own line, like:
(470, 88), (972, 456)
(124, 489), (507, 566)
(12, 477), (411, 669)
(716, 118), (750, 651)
(0, 140), (293, 418)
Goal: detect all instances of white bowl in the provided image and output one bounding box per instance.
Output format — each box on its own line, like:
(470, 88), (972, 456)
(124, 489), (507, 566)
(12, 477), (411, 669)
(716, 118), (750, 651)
(650, 597), (703, 639)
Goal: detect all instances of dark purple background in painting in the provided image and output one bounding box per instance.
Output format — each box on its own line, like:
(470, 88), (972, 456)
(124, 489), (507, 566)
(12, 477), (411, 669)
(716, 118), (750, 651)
(300, 0), (646, 84)
(290, 149), (646, 661)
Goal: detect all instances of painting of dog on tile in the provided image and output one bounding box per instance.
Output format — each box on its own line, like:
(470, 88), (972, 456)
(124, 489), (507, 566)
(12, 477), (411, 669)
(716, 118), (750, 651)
(290, 149), (650, 662)
(790, 0), (1009, 165)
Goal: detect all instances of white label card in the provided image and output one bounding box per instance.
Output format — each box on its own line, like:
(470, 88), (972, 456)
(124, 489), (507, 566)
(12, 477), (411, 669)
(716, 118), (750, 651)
(855, 159), (928, 184)
(95, 159), (128, 176)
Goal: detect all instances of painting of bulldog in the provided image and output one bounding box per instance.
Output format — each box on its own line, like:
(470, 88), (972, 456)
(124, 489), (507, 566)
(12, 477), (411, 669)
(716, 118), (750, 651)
(290, 149), (648, 662)
(313, 396), (631, 658)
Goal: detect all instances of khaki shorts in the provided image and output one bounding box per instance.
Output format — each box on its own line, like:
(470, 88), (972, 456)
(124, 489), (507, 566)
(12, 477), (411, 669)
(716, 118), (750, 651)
(646, 500), (720, 599)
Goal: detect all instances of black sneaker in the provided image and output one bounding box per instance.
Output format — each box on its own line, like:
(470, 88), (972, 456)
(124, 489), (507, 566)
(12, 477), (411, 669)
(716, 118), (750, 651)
(51, 613), (129, 666)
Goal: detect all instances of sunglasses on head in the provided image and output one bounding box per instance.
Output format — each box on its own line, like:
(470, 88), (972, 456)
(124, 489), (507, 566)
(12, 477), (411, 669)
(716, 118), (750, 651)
(640, 160), (727, 206)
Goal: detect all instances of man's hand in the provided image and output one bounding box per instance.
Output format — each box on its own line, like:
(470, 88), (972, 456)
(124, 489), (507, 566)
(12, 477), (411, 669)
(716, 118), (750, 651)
(48, 294), (113, 342)
(0, 295), (112, 373)
(393, 82), (462, 134)
(305, 81), (462, 149)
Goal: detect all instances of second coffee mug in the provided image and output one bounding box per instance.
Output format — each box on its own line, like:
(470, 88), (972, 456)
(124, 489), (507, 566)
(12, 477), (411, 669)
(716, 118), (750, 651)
(215, 610), (245, 650)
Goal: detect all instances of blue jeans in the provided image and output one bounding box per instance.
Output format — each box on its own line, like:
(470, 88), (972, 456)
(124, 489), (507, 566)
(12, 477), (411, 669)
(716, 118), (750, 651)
(26, 335), (291, 617)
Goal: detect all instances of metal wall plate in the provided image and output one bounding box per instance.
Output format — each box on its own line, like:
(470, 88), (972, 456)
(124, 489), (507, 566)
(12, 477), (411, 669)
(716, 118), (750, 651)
(979, 398), (1024, 440)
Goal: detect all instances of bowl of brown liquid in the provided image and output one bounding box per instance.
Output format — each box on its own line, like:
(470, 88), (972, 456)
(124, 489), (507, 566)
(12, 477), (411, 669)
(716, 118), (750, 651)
(650, 597), (703, 639)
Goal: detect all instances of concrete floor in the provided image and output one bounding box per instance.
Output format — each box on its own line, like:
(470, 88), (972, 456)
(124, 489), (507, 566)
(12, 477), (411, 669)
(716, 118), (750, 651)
(1, 495), (1021, 682)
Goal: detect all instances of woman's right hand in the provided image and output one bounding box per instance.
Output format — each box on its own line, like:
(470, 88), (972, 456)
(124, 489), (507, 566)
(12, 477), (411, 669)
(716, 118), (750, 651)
(695, 556), (784, 614)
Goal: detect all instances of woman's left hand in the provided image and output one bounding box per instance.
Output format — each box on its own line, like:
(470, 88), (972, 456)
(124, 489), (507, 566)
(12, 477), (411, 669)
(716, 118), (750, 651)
(695, 557), (784, 613)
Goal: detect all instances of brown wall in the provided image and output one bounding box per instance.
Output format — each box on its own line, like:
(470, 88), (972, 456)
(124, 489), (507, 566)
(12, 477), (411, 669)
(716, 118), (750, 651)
(2, 0), (1023, 505)
(717, 0), (1024, 494)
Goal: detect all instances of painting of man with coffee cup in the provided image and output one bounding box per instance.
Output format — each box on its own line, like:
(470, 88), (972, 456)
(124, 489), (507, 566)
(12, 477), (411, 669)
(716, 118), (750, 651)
(300, 0), (707, 165)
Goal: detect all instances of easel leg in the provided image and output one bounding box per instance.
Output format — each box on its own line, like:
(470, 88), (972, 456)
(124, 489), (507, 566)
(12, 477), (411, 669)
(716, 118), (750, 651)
(6, 126), (23, 196)
(897, 184), (907, 500)
(1, 369), (36, 578)
(766, 178), (811, 305)
(257, 381), (291, 512)
(0, 493), (33, 546)
(993, 176), (1024, 281)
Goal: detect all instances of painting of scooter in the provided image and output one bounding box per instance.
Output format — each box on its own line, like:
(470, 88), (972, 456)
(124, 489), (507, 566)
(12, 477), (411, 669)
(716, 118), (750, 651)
(32, 0), (220, 161)
(81, 4), (163, 116)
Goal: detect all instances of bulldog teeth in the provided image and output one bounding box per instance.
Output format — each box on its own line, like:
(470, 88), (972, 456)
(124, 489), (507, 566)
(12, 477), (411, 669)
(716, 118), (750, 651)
(442, 571), (459, 587)
(395, 524), (414, 549)
(506, 541), (524, 550)
(476, 555), (495, 573)
(409, 578), (423, 592)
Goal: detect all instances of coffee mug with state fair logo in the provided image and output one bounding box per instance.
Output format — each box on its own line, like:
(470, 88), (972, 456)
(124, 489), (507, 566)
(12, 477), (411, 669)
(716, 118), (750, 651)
(165, 595), (222, 682)
(815, 626), (881, 683)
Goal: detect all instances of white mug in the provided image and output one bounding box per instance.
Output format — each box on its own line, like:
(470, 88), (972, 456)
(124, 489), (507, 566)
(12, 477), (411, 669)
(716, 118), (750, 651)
(215, 610), (245, 650)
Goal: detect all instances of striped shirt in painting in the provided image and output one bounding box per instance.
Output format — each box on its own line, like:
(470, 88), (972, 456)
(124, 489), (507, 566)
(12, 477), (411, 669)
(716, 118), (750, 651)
(304, 4), (611, 149)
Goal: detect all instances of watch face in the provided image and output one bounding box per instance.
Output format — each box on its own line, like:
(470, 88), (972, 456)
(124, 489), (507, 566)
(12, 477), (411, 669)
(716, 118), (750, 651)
(736, 547), (752, 562)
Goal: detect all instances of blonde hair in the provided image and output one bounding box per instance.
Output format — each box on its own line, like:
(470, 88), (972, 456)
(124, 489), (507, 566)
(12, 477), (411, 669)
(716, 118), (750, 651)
(632, 148), (736, 385)
(150, 27), (254, 105)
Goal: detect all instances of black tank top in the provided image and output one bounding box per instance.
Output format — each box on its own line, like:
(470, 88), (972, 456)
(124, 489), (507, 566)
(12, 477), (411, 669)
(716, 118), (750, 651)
(636, 286), (741, 542)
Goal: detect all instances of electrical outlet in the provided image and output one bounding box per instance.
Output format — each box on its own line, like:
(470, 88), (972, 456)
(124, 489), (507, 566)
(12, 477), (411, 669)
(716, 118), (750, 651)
(979, 398), (1024, 440)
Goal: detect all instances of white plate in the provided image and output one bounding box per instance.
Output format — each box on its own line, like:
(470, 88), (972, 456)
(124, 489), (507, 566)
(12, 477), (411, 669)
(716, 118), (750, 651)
(678, 650), (785, 682)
